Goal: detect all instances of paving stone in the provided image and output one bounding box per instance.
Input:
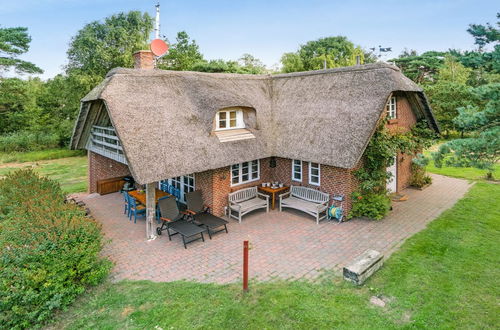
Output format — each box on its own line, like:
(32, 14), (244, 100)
(82, 174), (472, 283)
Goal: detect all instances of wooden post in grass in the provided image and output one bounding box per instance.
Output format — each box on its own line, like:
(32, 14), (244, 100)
(145, 183), (157, 240)
(243, 240), (249, 292)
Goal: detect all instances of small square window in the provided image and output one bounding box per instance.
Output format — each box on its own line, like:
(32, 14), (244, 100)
(216, 109), (244, 131)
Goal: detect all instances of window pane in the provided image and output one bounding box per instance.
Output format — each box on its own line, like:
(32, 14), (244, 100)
(232, 176), (239, 184)
(219, 112), (226, 120)
(312, 168), (319, 176)
(219, 120), (226, 128)
(230, 119), (237, 127)
(229, 111), (237, 120)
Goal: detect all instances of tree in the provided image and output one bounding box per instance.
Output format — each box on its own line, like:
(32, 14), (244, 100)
(0, 77), (42, 134)
(0, 27), (43, 75)
(281, 36), (367, 73)
(433, 83), (499, 178)
(157, 31), (204, 71)
(390, 51), (446, 83)
(238, 53), (266, 74)
(280, 52), (304, 73)
(467, 13), (500, 51)
(424, 56), (476, 135)
(66, 11), (153, 77)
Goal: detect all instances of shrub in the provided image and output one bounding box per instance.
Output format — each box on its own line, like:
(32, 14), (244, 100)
(0, 169), (111, 329)
(349, 192), (391, 220)
(410, 154), (433, 188)
(0, 131), (60, 153)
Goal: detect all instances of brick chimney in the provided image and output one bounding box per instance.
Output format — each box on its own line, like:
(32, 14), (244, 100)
(133, 50), (155, 69)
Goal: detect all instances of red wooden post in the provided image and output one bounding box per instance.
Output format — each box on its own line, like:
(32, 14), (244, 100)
(243, 240), (249, 292)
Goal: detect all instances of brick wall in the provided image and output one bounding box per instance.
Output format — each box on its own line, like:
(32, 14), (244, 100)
(271, 157), (358, 212)
(194, 157), (359, 217)
(386, 93), (418, 191)
(193, 158), (273, 216)
(88, 150), (131, 193)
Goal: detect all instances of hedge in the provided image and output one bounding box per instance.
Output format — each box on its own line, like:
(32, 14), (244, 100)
(0, 169), (111, 329)
(0, 131), (60, 153)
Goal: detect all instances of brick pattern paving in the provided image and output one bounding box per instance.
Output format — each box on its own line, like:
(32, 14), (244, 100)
(82, 174), (472, 283)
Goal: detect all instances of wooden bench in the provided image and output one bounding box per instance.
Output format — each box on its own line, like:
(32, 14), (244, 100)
(279, 186), (329, 224)
(228, 186), (269, 223)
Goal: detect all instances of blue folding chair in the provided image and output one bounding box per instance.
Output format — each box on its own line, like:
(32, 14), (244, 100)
(123, 192), (130, 216)
(129, 197), (146, 223)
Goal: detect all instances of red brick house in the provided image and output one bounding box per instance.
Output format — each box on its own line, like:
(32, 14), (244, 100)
(70, 51), (438, 236)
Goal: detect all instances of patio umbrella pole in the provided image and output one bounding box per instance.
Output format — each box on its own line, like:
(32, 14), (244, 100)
(145, 183), (157, 240)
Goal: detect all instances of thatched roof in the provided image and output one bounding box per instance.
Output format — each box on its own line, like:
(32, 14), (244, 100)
(71, 63), (438, 184)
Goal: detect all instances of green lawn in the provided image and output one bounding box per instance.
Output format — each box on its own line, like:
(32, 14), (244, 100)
(0, 156), (87, 194)
(424, 150), (498, 181)
(49, 183), (500, 329)
(0, 148), (85, 164)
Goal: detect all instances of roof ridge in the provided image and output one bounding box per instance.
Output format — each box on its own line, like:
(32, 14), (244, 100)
(106, 62), (399, 79)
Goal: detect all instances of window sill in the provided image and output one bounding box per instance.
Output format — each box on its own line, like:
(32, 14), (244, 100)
(387, 119), (398, 125)
(215, 128), (255, 142)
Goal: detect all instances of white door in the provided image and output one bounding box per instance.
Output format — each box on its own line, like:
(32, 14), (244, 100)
(386, 156), (397, 193)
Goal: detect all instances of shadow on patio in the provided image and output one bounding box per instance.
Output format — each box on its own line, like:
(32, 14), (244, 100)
(81, 174), (472, 283)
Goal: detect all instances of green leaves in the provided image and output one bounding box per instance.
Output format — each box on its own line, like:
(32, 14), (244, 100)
(0, 169), (111, 328)
(351, 120), (436, 219)
(0, 27), (43, 75)
(280, 36), (368, 73)
(66, 11), (154, 77)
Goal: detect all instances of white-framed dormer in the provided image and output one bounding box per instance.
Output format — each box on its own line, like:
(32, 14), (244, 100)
(386, 95), (397, 119)
(308, 162), (320, 186)
(215, 108), (245, 131)
(213, 107), (256, 142)
(292, 159), (302, 182)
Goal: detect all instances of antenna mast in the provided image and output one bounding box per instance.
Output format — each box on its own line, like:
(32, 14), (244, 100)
(154, 2), (160, 39)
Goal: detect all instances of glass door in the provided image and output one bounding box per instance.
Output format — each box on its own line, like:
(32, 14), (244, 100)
(164, 174), (195, 204)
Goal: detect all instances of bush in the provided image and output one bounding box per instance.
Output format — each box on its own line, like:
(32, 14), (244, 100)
(410, 154), (433, 188)
(0, 169), (111, 329)
(0, 131), (60, 153)
(349, 192), (391, 220)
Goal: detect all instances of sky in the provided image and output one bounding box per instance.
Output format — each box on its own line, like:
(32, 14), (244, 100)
(0, 0), (498, 79)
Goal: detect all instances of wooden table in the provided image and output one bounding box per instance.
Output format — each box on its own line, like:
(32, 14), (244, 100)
(128, 189), (171, 205)
(258, 185), (289, 210)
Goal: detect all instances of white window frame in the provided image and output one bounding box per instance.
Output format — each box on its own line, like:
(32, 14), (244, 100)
(215, 108), (244, 131)
(308, 162), (320, 186)
(292, 159), (302, 182)
(386, 96), (397, 119)
(230, 160), (260, 186)
(159, 174), (195, 204)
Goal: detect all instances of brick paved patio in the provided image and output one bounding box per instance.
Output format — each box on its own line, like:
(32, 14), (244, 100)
(82, 174), (472, 283)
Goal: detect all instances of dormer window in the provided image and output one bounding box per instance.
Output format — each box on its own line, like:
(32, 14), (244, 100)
(216, 109), (244, 130)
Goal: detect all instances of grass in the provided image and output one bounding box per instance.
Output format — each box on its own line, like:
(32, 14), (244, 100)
(49, 183), (500, 329)
(0, 148), (85, 164)
(0, 156), (87, 194)
(423, 148), (498, 182)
